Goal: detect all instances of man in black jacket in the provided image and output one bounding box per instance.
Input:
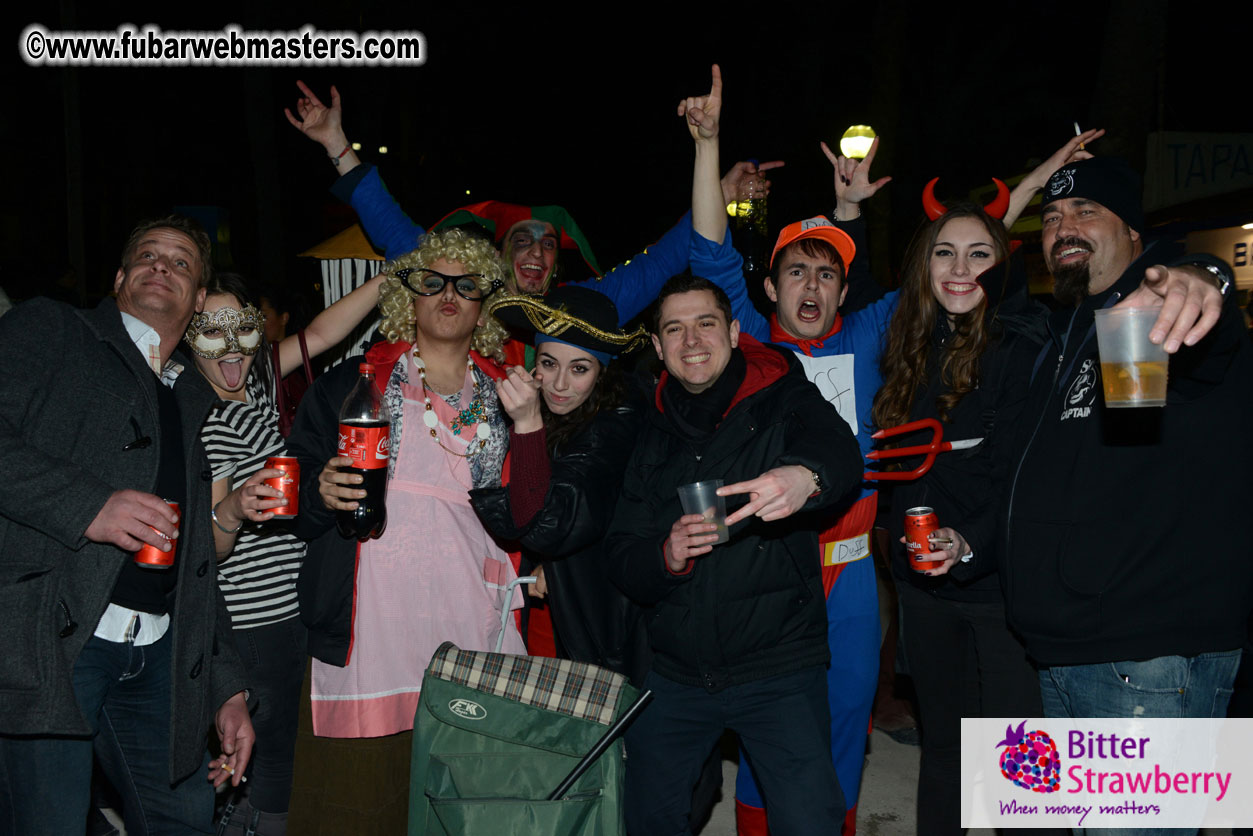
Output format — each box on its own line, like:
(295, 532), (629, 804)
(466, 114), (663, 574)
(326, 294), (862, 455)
(607, 274), (863, 836)
(1001, 157), (1251, 723)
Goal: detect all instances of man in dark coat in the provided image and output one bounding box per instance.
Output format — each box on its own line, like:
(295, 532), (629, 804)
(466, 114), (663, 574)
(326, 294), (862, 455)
(607, 273), (863, 836)
(1002, 157), (1251, 723)
(0, 216), (253, 836)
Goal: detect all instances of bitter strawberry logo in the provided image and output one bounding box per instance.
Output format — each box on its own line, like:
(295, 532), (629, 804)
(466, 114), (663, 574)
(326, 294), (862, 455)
(997, 720), (1061, 793)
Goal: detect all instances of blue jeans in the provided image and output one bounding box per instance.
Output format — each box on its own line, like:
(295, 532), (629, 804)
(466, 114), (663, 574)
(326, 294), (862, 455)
(625, 666), (844, 836)
(1040, 650), (1240, 836)
(0, 631), (213, 836)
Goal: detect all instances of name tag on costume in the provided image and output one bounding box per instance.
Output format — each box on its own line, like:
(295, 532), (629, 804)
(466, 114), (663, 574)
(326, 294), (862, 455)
(795, 353), (857, 436)
(823, 532), (870, 566)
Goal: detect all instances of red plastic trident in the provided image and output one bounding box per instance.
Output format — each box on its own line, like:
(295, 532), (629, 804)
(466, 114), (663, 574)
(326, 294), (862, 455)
(864, 418), (983, 481)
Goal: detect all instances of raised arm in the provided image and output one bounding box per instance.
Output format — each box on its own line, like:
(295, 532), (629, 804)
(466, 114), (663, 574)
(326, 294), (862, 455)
(573, 212), (695, 325)
(273, 273), (386, 377)
(576, 67), (783, 324)
(822, 135), (891, 223)
(685, 64), (726, 245)
(821, 135), (891, 312)
(573, 169), (784, 325)
(284, 80), (361, 175)
(683, 66), (769, 341)
(1003, 129), (1103, 228)
(284, 81), (424, 260)
(720, 160), (784, 211)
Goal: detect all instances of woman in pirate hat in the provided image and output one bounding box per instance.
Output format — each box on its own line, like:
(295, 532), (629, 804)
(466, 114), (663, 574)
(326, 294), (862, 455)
(471, 284), (654, 684)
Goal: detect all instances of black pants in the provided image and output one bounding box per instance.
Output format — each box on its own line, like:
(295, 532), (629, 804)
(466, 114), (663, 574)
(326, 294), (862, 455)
(227, 617), (306, 814)
(898, 582), (1041, 836)
(624, 666), (843, 836)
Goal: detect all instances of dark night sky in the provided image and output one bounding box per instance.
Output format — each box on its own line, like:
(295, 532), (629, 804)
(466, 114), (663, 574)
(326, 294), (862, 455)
(2, 2), (1246, 308)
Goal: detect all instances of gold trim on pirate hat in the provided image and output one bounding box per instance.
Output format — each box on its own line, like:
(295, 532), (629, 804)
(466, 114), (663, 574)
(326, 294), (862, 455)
(487, 286), (648, 362)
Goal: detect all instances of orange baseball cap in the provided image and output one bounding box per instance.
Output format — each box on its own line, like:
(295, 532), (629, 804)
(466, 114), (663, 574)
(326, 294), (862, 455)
(770, 216), (856, 271)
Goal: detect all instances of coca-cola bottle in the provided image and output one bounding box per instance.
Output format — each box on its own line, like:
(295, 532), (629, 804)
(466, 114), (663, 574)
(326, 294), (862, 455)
(336, 363), (391, 540)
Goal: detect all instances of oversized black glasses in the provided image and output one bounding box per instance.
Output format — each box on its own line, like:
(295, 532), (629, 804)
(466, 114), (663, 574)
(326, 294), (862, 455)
(395, 268), (502, 301)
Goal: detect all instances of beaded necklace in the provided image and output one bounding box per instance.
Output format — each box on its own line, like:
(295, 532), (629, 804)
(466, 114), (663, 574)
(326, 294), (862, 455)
(413, 347), (491, 459)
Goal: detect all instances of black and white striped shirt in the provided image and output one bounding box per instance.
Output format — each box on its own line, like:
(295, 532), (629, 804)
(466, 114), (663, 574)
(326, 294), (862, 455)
(202, 375), (305, 629)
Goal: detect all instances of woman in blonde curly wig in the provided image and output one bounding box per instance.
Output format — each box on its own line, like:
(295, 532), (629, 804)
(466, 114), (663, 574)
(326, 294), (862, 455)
(376, 228), (509, 361)
(285, 227), (526, 833)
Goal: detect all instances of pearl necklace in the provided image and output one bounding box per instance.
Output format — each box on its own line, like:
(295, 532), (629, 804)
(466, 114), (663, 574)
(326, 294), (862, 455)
(413, 348), (491, 459)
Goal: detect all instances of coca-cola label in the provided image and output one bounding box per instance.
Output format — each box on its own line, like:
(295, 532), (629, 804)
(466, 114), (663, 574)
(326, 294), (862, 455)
(338, 423), (390, 470)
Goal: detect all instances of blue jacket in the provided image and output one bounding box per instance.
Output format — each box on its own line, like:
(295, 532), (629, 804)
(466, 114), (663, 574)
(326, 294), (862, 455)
(332, 164), (693, 325)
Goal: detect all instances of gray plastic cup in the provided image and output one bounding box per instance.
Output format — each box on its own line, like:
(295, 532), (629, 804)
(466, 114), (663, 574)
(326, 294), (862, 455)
(1092, 308), (1168, 408)
(676, 479), (729, 545)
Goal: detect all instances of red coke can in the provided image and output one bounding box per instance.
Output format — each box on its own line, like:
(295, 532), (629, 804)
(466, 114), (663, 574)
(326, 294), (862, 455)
(134, 500), (179, 569)
(264, 456), (300, 520)
(904, 506), (943, 572)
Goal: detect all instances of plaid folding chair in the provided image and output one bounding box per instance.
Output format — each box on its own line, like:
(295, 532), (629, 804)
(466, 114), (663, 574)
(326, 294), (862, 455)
(409, 642), (645, 835)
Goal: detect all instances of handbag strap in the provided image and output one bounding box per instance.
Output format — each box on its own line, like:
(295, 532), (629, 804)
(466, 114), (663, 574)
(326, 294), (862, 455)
(270, 342), (288, 416)
(298, 329), (314, 384)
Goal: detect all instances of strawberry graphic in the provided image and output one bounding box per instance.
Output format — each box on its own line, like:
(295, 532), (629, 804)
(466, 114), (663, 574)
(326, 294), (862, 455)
(996, 720), (1061, 793)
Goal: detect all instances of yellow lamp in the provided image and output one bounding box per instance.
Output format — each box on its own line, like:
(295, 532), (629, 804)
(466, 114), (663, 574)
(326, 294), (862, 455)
(839, 125), (876, 160)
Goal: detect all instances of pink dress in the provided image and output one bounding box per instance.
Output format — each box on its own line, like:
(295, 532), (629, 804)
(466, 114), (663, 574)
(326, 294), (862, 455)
(310, 367), (525, 738)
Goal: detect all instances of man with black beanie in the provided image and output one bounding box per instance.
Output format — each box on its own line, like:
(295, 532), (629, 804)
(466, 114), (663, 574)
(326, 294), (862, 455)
(1000, 156), (1252, 726)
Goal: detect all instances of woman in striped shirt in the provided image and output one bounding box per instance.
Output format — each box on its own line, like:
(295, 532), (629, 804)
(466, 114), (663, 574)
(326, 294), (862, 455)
(186, 270), (383, 836)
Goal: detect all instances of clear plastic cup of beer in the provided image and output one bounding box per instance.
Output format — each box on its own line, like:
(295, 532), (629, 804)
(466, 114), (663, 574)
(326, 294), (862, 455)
(1092, 307), (1168, 408)
(677, 479), (729, 545)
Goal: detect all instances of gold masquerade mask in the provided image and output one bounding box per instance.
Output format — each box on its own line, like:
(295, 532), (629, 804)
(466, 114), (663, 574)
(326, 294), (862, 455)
(185, 305), (266, 359)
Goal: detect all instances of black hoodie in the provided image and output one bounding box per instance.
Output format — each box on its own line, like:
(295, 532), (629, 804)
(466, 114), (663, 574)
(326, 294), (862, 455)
(1001, 242), (1253, 666)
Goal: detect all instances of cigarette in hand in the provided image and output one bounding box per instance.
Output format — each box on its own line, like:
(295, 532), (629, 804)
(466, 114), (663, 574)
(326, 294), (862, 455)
(217, 763), (247, 782)
(1074, 121), (1084, 150)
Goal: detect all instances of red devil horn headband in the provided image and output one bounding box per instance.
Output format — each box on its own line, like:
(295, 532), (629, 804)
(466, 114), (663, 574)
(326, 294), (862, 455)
(921, 178), (1011, 221)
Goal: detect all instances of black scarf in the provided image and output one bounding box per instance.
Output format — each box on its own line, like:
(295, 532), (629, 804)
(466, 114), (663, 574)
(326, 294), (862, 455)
(660, 348), (747, 444)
